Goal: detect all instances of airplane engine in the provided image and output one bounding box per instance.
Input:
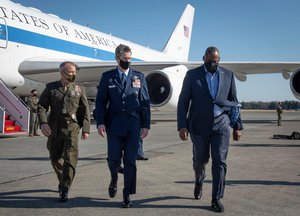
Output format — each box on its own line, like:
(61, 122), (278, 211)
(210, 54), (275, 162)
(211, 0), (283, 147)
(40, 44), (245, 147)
(145, 65), (188, 111)
(290, 68), (300, 100)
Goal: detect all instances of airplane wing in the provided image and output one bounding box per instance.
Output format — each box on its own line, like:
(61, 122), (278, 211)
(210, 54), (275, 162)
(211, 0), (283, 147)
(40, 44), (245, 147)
(19, 59), (300, 85)
(185, 62), (300, 81)
(19, 58), (183, 85)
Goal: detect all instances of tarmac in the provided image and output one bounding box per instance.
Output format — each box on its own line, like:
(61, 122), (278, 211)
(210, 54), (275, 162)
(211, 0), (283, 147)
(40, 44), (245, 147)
(0, 110), (299, 216)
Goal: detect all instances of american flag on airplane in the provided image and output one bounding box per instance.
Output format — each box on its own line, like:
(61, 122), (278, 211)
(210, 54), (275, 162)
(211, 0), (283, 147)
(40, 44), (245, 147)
(184, 25), (189, 38)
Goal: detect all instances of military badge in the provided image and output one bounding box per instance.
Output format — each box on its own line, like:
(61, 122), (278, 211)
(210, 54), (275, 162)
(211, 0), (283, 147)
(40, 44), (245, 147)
(75, 85), (81, 93)
(132, 76), (141, 88)
(75, 85), (81, 96)
(70, 90), (76, 97)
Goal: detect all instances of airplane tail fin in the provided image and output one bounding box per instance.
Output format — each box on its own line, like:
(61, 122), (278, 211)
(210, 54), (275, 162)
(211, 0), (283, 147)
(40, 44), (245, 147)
(162, 4), (195, 61)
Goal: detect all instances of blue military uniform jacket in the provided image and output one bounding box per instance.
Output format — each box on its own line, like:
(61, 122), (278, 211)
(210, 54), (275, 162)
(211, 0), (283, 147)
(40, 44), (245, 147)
(177, 65), (243, 135)
(95, 68), (150, 135)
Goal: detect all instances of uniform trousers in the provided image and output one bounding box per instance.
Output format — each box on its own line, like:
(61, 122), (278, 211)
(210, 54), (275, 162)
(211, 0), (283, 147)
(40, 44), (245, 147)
(29, 111), (39, 135)
(190, 113), (230, 200)
(107, 116), (140, 197)
(277, 113), (282, 126)
(47, 121), (80, 192)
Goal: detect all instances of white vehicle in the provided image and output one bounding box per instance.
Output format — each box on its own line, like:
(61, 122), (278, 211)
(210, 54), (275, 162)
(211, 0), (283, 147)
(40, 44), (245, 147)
(0, 0), (299, 135)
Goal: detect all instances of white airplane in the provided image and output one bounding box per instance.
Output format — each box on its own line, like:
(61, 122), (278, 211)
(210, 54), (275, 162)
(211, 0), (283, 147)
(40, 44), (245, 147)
(0, 0), (299, 135)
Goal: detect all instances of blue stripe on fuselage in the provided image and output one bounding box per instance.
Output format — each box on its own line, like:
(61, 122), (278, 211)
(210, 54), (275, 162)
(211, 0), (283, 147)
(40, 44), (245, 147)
(7, 26), (141, 61)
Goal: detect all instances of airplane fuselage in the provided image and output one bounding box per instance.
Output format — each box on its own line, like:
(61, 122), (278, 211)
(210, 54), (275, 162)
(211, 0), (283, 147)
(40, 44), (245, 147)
(0, 0), (178, 96)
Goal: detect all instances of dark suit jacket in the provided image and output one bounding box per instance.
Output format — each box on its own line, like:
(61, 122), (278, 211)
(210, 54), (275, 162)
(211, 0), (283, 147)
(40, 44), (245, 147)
(95, 68), (150, 135)
(177, 65), (243, 135)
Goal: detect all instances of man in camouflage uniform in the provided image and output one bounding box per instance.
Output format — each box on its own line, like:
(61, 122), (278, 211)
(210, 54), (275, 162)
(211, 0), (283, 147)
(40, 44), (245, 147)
(28, 89), (40, 136)
(277, 102), (283, 126)
(38, 61), (90, 202)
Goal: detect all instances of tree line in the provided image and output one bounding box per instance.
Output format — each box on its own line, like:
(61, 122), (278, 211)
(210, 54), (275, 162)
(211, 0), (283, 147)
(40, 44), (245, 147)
(241, 101), (300, 110)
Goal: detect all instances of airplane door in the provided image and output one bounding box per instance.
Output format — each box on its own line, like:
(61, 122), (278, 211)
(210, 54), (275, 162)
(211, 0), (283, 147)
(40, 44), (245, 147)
(0, 18), (8, 48)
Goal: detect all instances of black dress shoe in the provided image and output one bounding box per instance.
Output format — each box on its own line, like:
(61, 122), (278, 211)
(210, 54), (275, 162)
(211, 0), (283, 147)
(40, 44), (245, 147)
(194, 182), (203, 200)
(136, 156), (148, 160)
(211, 199), (224, 213)
(122, 195), (132, 208)
(59, 191), (68, 202)
(108, 180), (117, 198)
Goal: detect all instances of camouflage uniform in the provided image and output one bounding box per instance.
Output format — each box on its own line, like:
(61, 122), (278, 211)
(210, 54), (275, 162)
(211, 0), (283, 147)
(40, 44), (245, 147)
(277, 103), (283, 126)
(38, 81), (90, 192)
(27, 95), (39, 136)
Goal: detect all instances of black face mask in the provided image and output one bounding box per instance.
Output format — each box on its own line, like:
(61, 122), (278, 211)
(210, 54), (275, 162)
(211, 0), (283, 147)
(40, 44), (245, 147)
(205, 60), (218, 73)
(119, 58), (131, 70)
(33, 94), (37, 97)
(63, 71), (76, 82)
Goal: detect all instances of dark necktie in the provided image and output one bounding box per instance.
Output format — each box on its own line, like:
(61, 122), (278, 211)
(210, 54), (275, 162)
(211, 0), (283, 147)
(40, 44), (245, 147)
(121, 73), (126, 87)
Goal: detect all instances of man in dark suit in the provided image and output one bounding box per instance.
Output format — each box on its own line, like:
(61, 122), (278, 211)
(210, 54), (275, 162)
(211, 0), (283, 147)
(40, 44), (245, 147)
(95, 44), (150, 208)
(177, 47), (243, 213)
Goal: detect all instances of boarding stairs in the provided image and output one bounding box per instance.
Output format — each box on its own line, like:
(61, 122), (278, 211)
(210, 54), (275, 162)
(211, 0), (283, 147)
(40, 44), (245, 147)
(0, 78), (29, 136)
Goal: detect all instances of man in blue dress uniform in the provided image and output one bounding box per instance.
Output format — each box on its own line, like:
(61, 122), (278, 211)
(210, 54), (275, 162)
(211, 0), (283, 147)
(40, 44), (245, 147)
(95, 44), (150, 208)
